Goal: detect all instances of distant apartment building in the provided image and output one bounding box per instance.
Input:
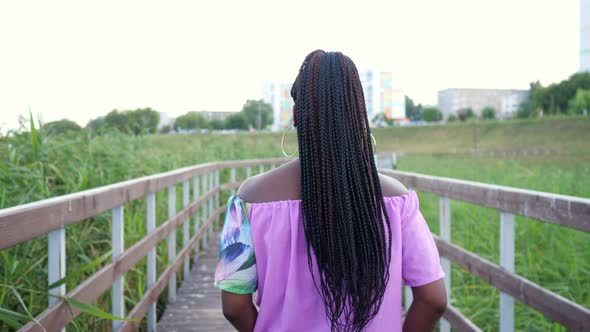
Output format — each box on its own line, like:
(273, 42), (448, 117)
(358, 69), (405, 122)
(437, 88), (529, 119)
(201, 111), (234, 122)
(263, 82), (294, 131)
(157, 112), (173, 130)
(263, 69), (404, 131)
(581, 0), (590, 72)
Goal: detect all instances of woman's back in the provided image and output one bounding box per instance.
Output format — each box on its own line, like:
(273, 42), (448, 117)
(214, 50), (445, 332)
(214, 160), (444, 331)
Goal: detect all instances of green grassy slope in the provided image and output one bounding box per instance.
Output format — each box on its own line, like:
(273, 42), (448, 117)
(372, 116), (590, 154)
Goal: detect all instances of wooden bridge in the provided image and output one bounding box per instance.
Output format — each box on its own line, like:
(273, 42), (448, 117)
(1, 156), (589, 331)
(156, 236), (233, 332)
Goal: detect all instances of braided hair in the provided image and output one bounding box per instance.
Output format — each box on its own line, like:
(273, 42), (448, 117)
(291, 50), (392, 331)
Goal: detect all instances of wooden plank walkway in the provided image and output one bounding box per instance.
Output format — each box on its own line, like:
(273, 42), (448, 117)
(157, 237), (234, 332)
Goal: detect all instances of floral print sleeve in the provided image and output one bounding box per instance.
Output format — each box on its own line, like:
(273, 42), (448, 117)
(214, 194), (257, 294)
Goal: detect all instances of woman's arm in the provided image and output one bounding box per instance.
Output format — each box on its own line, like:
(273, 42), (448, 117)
(403, 278), (447, 332)
(221, 291), (258, 332)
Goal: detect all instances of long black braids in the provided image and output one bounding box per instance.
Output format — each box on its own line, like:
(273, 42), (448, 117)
(291, 50), (392, 332)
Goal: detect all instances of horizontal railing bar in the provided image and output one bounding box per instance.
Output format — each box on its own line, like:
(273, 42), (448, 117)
(119, 206), (226, 332)
(381, 170), (590, 232)
(443, 305), (482, 332)
(0, 158), (289, 250)
(18, 188), (220, 332)
(434, 236), (590, 330)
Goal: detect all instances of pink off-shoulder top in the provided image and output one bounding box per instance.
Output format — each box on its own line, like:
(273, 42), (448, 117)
(214, 191), (444, 332)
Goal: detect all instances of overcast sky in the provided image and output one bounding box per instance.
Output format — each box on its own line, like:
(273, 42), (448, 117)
(0, 0), (580, 131)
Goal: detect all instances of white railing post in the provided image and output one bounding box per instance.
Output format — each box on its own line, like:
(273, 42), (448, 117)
(392, 152), (397, 169)
(111, 206), (124, 331)
(215, 169), (221, 231)
(208, 171), (214, 240)
(270, 164), (276, 170)
(48, 227), (66, 314)
(202, 173), (208, 250)
(246, 166), (252, 178)
(183, 180), (190, 280)
(193, 175), (200, 263)
(374, 153), (379, 168)
(384, 155), (392, 169)
(440, 196), (451, 332)
(215, 169), (220, 215)
(146, 192), (156, 332)
(168, 185), (177, 303)
(500, 212), (515, 332)
(259, 164), (264, 174)
(230, 168), (236, 195)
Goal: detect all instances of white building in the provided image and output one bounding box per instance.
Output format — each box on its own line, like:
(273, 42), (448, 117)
(264, 70), (405, 130)
(157, 112), (173, 130)
(358, 69), (405, 123)
(581, 0), (590, 72)
(438, 88), (529, 119)
(263, 82), (294, 132)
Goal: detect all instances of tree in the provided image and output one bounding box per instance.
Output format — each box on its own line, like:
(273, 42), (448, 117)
(86, 116), (107, 133)
(457, 108), (474, 122)
(405, 96), (423, 121)
(422, 107), (443, 122)
(447, 114), (458, 122)
(224, 112), (249, 130)
(517, 100), (534, 118)
(528, 72), (590, 115)
(104, 110), (128, 133)
(126, 108), (159, 135)
(43, 119), (82, 136)
(481, 106), (496, 120)
(529, 80), (546, 115)
(208, 119), (224, 130)
(240, 99), (274, 129)
(405, 95), (415, 118)
(568, 89), (590, 115)
(160, 124), (172, 134)
(100, 108), (159, 135)
(174, 111), (207, 131)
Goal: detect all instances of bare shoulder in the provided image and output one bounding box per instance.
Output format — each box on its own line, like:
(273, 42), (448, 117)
(236, 175), (255, 199)
(236, 174), (264, 202)
(237, 160), (406, 201)
(237, 159), (301, 203)
(378, 173), (409, 197)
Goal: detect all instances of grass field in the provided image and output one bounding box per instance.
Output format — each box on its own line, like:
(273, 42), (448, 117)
(0, 116), (589, 330)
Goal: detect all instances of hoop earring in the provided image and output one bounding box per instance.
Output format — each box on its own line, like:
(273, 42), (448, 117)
(281, 124), (299, 157)
(370, 133), (377, 152)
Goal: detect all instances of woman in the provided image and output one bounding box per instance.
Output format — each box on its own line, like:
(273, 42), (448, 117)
(214, 50), (447, 332)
